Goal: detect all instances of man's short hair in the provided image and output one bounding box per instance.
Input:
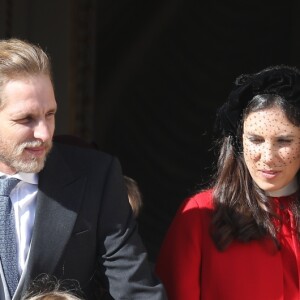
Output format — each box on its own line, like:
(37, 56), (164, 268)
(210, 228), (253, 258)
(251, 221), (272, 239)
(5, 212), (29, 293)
(0, 38), (52, 104)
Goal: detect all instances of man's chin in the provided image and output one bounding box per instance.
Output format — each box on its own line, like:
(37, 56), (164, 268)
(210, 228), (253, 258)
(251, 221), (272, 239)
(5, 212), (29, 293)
(12, 158), (46, 173)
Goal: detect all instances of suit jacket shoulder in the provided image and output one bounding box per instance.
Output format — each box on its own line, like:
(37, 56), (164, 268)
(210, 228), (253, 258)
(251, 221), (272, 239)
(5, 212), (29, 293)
(23, 141), (166, 300)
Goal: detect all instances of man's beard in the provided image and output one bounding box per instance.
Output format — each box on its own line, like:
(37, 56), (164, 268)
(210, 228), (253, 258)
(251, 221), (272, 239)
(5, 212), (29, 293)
(0, 139), (52, 173)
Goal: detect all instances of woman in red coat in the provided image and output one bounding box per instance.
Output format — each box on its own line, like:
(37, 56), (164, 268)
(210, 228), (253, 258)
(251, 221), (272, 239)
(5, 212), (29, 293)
(156, 65), (300, 300)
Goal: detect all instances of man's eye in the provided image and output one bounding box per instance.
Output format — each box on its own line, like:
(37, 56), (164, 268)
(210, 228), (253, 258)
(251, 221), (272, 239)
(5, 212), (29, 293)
(16, 117), (33, 124)
(46, 112), (55, 118)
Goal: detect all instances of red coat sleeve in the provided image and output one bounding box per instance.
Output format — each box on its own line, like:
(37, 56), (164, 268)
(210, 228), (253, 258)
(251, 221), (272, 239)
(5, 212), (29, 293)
(156, 191), (212, 300)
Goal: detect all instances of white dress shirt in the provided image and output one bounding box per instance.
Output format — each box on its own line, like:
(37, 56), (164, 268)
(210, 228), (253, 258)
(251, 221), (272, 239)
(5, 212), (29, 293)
(0, 172), (38, 275)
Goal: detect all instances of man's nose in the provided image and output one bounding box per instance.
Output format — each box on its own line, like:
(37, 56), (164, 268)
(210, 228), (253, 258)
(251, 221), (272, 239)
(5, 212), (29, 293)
(33, 120), (52, 142)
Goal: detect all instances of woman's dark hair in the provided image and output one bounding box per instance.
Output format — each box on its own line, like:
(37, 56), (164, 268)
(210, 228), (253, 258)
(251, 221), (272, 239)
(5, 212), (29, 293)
(211, 93), (300, 251)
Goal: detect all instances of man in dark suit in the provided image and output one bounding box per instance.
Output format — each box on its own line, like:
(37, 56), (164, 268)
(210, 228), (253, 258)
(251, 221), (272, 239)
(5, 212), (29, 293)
(0, 38), (166, 299)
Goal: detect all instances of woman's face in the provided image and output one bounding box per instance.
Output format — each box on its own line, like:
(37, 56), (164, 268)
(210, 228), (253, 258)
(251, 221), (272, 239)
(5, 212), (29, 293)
(243, 106), (300, 192)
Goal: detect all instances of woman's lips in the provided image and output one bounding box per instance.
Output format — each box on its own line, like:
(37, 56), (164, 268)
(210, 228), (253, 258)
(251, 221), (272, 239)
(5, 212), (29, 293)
(259, 170), (280, 179)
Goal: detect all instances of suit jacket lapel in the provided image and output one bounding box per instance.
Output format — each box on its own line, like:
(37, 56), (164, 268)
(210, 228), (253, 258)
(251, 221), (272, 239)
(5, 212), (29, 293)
(20, 145), (87, 292)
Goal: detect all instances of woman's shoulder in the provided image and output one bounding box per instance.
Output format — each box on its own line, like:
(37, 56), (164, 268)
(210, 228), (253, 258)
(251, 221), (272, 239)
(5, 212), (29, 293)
(181, 189), (214, 211)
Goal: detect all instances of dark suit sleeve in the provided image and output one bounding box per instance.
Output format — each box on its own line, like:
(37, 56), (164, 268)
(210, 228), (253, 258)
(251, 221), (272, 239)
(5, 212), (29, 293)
(97, 158), (167, 300)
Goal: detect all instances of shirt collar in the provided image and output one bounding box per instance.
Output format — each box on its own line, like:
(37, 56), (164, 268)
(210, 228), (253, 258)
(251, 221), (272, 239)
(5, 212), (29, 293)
(0, 171), (38, 185)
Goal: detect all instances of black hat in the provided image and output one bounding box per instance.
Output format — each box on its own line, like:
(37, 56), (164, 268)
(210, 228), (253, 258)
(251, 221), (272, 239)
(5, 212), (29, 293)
(217, 65), (300, 137)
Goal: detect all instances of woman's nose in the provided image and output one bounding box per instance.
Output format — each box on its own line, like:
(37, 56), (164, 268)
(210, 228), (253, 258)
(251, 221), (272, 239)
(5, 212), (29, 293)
(260, 144), (276, 164)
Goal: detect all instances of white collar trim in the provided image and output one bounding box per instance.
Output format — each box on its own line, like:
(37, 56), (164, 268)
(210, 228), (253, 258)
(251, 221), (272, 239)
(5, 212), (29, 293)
(266, 177), (298, 197)
(0, 171), (38, 185)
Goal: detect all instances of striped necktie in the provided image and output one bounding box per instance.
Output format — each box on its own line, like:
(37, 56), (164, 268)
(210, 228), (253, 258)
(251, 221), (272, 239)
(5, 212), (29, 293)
(0, 177), (20, 297)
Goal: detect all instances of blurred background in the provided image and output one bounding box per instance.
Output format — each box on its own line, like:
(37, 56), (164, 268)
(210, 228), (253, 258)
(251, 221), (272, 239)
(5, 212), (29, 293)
(1, 0), (300, 262)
